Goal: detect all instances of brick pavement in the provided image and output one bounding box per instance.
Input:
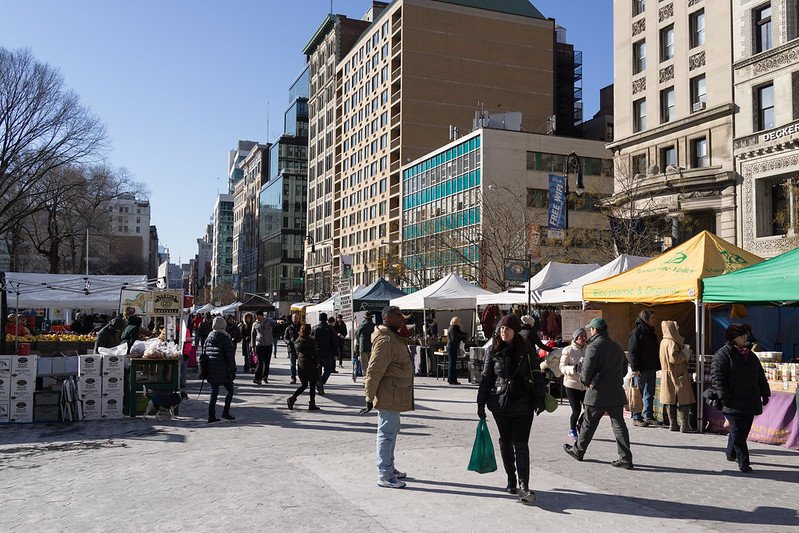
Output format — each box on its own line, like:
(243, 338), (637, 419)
(0, 344), (797, 532)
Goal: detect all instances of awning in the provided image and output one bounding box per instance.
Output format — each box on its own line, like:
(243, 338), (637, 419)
(702, 246), (799, 304)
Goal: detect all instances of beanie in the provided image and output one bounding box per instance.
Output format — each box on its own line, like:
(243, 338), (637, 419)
(212, 316), (227, 332)
(498, 314), (522, 334)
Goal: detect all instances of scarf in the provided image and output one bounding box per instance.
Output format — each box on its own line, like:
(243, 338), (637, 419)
(735, 344), (751, 362)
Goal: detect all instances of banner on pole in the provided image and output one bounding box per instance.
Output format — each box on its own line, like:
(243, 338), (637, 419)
(548, 173), (567, 240)
(338, 279), (353, 322)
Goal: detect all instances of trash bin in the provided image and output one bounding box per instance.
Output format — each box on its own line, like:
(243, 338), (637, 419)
(469, 347), (486, 384)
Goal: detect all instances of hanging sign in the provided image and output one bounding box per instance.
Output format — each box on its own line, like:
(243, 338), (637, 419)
(152, 290), (182, 316)
(548, 173), (567, 239)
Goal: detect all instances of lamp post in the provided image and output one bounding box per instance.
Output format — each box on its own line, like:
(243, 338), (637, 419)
(488, 183), (532, 311)
(564, 152), (586, 230)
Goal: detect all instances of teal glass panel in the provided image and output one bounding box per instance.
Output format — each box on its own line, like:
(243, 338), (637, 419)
(475, 169), (481, 184)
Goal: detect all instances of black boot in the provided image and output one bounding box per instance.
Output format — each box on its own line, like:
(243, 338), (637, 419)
(498, 440), (517, 494)
(515, 443), (532, 502)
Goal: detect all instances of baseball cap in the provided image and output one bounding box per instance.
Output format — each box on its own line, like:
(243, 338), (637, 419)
(585, 317), (607, 330)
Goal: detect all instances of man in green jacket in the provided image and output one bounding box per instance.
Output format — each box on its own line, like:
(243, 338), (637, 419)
(363, 305), (414, 489)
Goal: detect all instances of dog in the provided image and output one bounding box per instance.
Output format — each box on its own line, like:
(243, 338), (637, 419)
(142, 388), (183, 420)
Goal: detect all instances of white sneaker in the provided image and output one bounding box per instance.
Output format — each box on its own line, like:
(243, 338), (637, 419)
(377, 477), (406, 489)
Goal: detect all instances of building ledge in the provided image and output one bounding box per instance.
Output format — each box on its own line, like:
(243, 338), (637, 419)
(603, 167), (736, 207)
(733, 38), (799, 70)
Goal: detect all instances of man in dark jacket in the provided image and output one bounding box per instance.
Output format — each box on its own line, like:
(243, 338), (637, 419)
(94, 317), (126, 351)
(354, 312), (376, 382)
(312, 312), (338, 394)
(334, 314), (348, 369)
(627, 309), (660, 427)
(564, 318), (633, 469)
(203, 316), (237, 423)
(520, 315), (554, 357)
(198, 314), (213, 355)
(284, 313), (301, 384)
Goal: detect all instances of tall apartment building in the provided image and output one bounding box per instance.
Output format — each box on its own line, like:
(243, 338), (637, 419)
(320, 0), (563, 291)
(401, 124), (614, 291)
(304, 10), (374, 298)
(233, 143), (268, 296)
(211, 194), (234, 289)
(732, 0), (799, 257)
(608, 0), (736, 245)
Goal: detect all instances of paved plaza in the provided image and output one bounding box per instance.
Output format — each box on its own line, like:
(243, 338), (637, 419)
(1, 345), (797, 532)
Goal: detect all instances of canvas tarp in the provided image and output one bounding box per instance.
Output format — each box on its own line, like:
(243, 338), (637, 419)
(582, 231), (763, 304)
(537, 255), (651, 305)
(352, 277), (406, 312)
(391, 273), (494, 310)
(702, 246), (799, 303)
(3, 272), (149, 309)
(475, 262), (599, 306)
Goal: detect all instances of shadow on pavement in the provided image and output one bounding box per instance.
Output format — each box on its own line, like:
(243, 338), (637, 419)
(403, 477), (512, 499)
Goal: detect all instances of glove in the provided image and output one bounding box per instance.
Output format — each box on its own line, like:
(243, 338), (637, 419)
(477, 404), (486, 419)
(535, 396), (546, 415)
(359, 400), (374, 415)
(762, 397), (769, 406)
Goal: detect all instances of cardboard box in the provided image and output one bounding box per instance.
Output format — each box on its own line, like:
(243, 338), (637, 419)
(81, 397), (101, 420)
(33, 405), (60, 423)
(101, 397), (124, 419)
(34, 390), (61, 406)
(11, 355), (37, 377)
(10, 377), (35, 398)
(0, 376), (10, 402)
(9, 399), (33, 423)
(101, 354), (125, 377)
(78, 355), (102, 376)
(77, 375), (102, 398)
(102, 375), (124, 396)
(0, 355), (12, 376)
(0, 402), (9, 423)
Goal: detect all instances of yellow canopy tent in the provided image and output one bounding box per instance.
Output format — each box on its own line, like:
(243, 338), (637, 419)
(581, 231), (763, 432)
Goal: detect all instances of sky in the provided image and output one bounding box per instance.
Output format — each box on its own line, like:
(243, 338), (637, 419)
(1, 0), (612, 264)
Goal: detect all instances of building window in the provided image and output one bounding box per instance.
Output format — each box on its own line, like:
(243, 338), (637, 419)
(660, 145), (676, 169)
(633, 40), (646, 74)
(660, 25), (674, 61)
(690, 9), (705, 47)
(692, 137), (708, 168)
(660, 87), (675, 123)
(757, 176), (797, 236)
(633, 0), (645, 17)
(633, 98), (647, 132)
(754, 4), (773, 53)
(690, 75), (707, 111)
(632, 154), (648, 176)
(755, 83), (775, 131)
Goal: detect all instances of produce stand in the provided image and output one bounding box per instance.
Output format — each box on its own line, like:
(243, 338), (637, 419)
(124, 358), (180, 416)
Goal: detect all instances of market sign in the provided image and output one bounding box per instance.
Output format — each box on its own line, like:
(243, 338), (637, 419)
(152, 290), (182, 316)
(338, 279), (353, 322)
(120, 290), (152, 315)
(547, 173), (567, 239)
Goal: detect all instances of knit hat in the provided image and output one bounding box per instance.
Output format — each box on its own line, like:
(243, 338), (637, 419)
(572, 327), (587, 340)
(498, 314), (522, 333)
(521, 315), (536, 326)
(212, 316), (227, 332)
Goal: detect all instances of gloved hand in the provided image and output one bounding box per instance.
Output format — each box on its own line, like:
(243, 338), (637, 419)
(762, 397), (769, 406)
(477, 404), (486, 419)
(359, 400), (374, 415)
(535, 396), (546, 415)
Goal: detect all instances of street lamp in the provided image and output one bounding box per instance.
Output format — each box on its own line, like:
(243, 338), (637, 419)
(488, 183), (533, 311)
(563, 152), (585, 231)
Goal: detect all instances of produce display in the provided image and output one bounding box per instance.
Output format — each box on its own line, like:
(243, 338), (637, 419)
(5, 333), (95, 343)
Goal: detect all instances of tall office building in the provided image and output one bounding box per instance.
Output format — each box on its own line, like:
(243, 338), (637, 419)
(732, 0), (799, 257)
(211, 194), (234, 290)
(233, 143), (268, 296)
(608, 0), (736, 245)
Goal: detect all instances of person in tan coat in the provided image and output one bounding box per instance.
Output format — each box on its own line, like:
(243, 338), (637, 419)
(363, 305), (415, 489)
(560, 328), (588, 440)
(659, 321), (696, 432)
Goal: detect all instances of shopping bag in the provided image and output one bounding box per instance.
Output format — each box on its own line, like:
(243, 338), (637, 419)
(626, 380), (643, 413)
(467, 419), (498, 474)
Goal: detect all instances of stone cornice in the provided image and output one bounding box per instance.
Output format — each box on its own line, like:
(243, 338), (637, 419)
(603, 168), (735, 207)
(733, 39), (799, 71)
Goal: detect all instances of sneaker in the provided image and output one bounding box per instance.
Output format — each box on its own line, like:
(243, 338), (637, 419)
(252, 380), (262, 385)
(287, 397), (296, 410)
(518, 487), (536, 504)
(632, 419), (649, 427)
(317, 386), (325, 396)
(180, 391), (189, 401)
(377, 477), (406, 489)
(645, 418), (659, 426)
(726, 454), (737, 462)
(290, 378), (297, 384)
(563, 443), (583, 462)
(263, 379), (269, 384)
(739, 465), (753, 473)
(568, 429), (578, 440)
(221, 413), (236, 421)
(393, 470), (407, 479)
(208, 416), (221, 424)
(611, 459), (634, 470)
(308, 404), (321, 411)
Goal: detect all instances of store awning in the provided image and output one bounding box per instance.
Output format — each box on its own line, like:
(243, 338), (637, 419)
(582, 231), (763, 304)
(702, 246), (799, 304)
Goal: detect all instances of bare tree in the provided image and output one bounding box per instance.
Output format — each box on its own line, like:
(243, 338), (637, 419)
(0, 47), (107, 239)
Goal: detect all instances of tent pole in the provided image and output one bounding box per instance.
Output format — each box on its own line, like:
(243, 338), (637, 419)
(0, 272), (7, 356)
(699, 299), (706, 434)
(15, 292), (20, 354)
(694, 298), (703, 434)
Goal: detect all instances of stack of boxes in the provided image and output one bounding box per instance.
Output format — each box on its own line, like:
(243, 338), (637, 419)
(101, 354), (124, 419)
(77, 354), (103, 420)
(2, 355), (38, 423)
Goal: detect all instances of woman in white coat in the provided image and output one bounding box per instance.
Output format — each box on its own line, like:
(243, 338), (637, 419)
(559, 328), (588, 440)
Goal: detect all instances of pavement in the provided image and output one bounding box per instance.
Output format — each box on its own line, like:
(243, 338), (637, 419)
(1, 344), (798, 532)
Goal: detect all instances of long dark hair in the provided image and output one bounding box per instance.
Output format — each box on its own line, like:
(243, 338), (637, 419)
(491, 331), (528, 357)
(299, 323), (312, 338)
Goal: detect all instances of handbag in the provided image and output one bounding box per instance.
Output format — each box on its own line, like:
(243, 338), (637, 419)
(467, 419), (498, 474)
(626, 378), (643, 413)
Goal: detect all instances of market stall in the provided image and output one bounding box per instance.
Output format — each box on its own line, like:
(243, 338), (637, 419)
(537, 254), (650, 305)
(475, 261), (599, 307)
(582, 231), (763, 431)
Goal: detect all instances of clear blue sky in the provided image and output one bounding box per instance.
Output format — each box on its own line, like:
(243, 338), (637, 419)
(2, 0), (612, 264)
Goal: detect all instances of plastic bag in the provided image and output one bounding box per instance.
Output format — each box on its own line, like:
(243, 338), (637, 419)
(97, 342), (129, 356)
(467, 419), (497, 474)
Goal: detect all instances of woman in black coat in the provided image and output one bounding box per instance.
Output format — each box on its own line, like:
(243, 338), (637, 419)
(711, 323), (770, 473)
(287, 324), (320, 411)
(446, 316), (467, 385)
(477, 314), (546, 504)
(203, 316), (237, 423)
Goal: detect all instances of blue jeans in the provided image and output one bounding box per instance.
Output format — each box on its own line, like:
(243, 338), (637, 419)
(376, 410), (401, 480)
(319, 356), (333, 386)
(287, 342), (297, 379)
(633, 371), (657, 420)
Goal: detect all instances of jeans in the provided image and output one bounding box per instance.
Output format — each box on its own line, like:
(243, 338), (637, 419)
(180, 357), (188, 389)
(209, 381), (234, 417)
(319, 355), (334, 386)
(353, 350), (369, 379)
(376, 410), (401, 480)
(575, 404), (633, 463)
(492, 413), (533, 485)
(272, 339), (279, 358)
(242, 341), (252, 372)
(254, 345), (273, 382)
(725, 413), (754, 468)
(565, 387), (585, 432)
(287, 342), (297, 379)
(633, 371), (657, 420)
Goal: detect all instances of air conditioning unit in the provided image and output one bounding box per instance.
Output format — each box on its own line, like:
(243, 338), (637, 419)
(692, 101), (706, 112)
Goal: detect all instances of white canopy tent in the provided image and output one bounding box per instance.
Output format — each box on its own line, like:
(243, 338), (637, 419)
(306, 285), (365, 325)
(475, 262), (599, 306)
(211, 301), (243, 316)
(537, 255), (651, 305)
(391, 273), (494, 310)
(194, 303), (214, 314)
(3, 272), (149, 309)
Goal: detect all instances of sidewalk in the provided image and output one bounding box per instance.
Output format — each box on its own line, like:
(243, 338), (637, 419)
(0, 344), (797, 532)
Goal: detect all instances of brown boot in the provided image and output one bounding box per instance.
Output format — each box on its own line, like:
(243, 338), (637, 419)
(679, 407), (696, 433)
(668, 405), (679, 431)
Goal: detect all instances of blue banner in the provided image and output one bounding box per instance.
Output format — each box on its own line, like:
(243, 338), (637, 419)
(548, 174), (567, 235)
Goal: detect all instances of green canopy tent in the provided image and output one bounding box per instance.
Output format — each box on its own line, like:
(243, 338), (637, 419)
(702, 247), (799, 304)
